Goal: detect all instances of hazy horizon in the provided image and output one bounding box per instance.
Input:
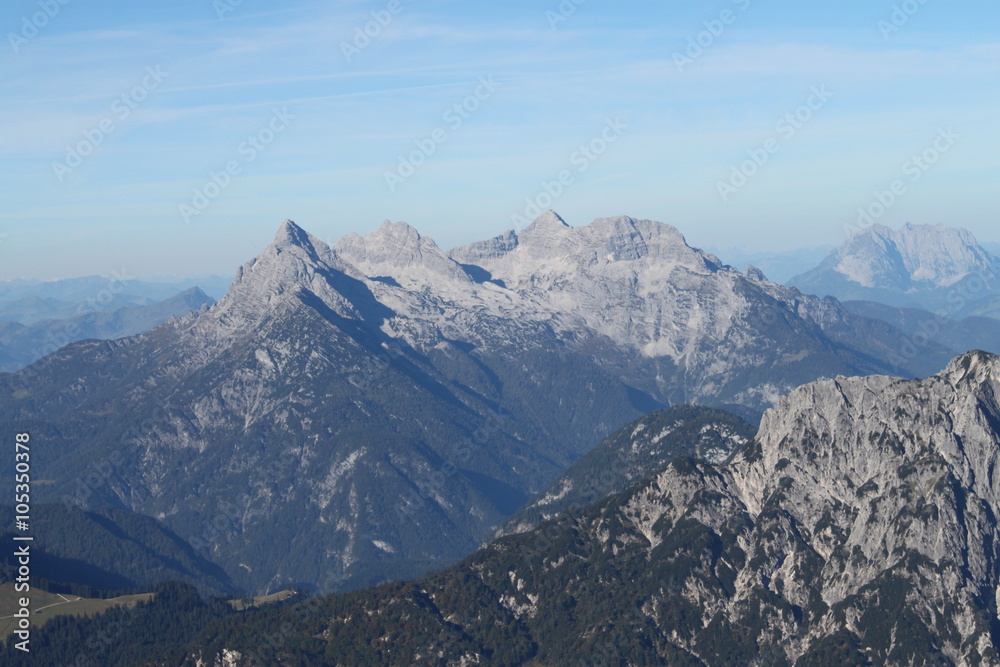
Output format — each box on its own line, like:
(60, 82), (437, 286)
(0, 214), (998, 283)
(2, 0), (998, 280)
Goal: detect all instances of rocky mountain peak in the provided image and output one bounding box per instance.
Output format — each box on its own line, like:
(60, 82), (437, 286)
(591, 215), (717, 265)
(374, 219), (421, 243)
(737, 350), (1000, 517)
(942, 348), (998, 386)
(273, 218), (312, 246)
(789, 222), (1000, 318)
(335, 220), (471, 284)
(833, 222), (998, 289)
(744, 265), (767, 282)
(514, 210), (574, 256)
(523, 209), (569, 231)
(204, 220), (362, 334)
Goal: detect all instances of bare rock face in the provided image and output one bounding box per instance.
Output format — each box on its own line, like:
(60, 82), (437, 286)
(498, 405), (756, 538)
(193, 352), (1000, 666)
(605, 349), (1000, 664)
(790, 222), (1000, 318)
(335, 220), (473, 286)
(0, 215), (958, 598)
(451, 211), (954, 394)
(289, 353), (1000, 664)
(834, 222), (998, 289)
(210, 220), (362, 330)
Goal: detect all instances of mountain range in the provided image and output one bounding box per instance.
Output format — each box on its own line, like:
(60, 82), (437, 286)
(0, 275), (231, 320)
(789, 222), (1000, 320)
(0, 286), (214, 372)
(19, 350), (998, 666)
(279, 350), (999, 665)
(0, 214), (971, 595)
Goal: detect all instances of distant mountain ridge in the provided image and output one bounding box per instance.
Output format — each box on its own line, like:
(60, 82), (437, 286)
(842, 299), (1000, 358)
(0, 275), (231, 323)
(789, 222), (1000, 318)
(0, 287), (214, 372)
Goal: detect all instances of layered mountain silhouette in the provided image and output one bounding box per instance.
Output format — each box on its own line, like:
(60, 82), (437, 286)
(0, 286), (213, 372)
(0, 215), (957, 593)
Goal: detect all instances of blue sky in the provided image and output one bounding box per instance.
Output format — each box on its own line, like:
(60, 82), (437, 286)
(1, 0), (998, 280)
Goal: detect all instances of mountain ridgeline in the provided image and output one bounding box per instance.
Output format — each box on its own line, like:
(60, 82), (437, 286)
(173, 351), (1000, 666)
(0, 214), (958, 594)
(0, 286), (214, 372)
(499, 405), (757, 537)
(0, 504), (236, 598)
(12, 351), (1000, 665)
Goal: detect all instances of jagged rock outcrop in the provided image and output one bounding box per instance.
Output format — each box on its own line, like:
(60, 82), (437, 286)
(335, 220), (473, 285)
(498, 405), (755, 537)
(0, 215), (957, 595)
(191, 351), (1000, 665)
